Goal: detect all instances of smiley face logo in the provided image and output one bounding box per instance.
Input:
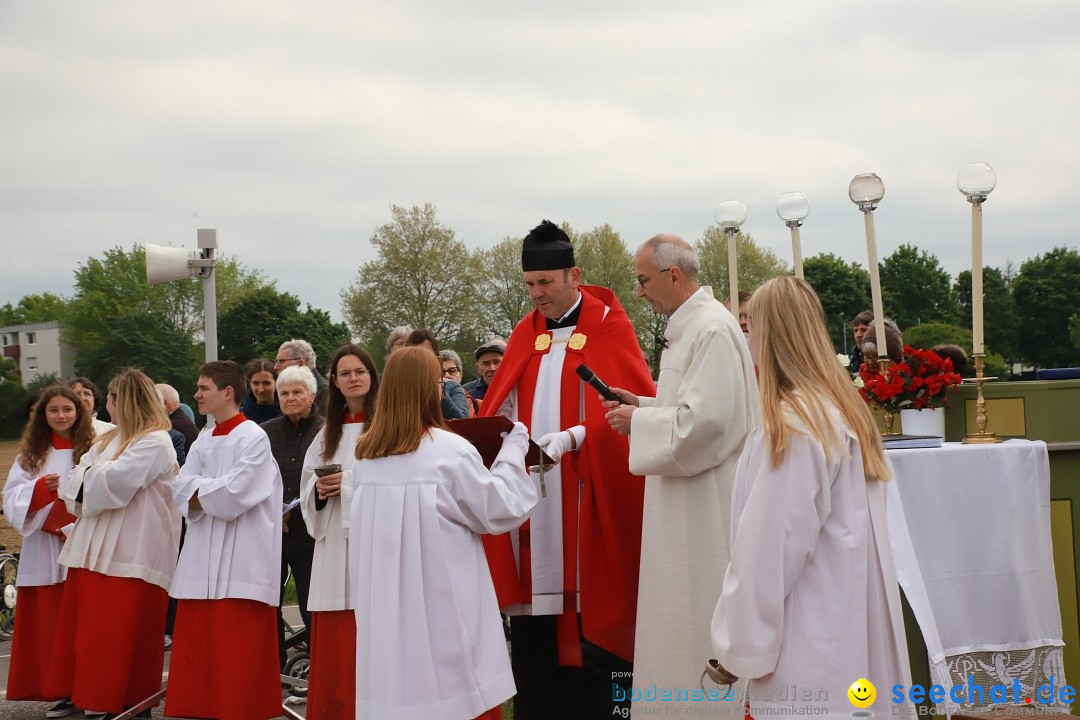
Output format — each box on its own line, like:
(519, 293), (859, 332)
(848, 678), (876, 709)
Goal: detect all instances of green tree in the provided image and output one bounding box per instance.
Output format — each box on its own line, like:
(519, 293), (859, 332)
(475, 237), (532, 340)
(879, 244), (958, 330)
(218, 286), (351, 368)
(901, 322), (1007, 379)
(695, 228), (789, 301)
(803, 253), (872, 352)
(0, 357), (30, 438)
(341, 204), (484, 350)
(26, 372), (61, 394)
(1012, 247), (1080, 368)
(1071, 314), (1080, 356)
(570, 223), (653, 361)
(954, 267), (1020, 360)
(62, 244), (268, 399)
(0, 293), (69, 325)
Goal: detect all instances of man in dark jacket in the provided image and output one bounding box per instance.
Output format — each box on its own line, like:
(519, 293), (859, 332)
(157, 383), (199, 451)
(463, 338), (506, 405)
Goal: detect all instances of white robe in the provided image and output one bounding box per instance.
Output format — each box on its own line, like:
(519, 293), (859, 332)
(627, 287), (760, 710)
(3, 450), (72, 587)
(711, 409), (913, 719)
(170, 421), (283, 605)
(300, 422), (362, 611)
(496, 324), (585, 616)
(58, 431), (181, 591)
(348, 428), (537, 720)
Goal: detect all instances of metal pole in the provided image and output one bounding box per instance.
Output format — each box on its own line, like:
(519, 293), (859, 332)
(197, 229), (218, 362)
(726, 229), (739, 315)
(790, 224), (803, 279)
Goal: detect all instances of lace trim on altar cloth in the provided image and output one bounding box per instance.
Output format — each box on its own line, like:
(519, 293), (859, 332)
(929, 646), (1071, 715)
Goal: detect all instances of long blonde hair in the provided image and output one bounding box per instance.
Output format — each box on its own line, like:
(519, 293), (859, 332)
(750, 276), (890, 482)
(96, 368), (173, 457)
(355, 347), (446, 460)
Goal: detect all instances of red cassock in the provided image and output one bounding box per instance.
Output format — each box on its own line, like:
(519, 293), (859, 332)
(164, 598), (281, 720)
(480, 285), (655, 663)
(307, 610), (356, 720)
(47, 568), (168, 713)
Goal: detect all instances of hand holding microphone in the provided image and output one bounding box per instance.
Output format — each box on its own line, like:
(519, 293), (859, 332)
(575, 364), (639, 436)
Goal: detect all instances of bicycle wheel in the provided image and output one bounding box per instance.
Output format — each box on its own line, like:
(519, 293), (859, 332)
(283, 651), (310, 698)
(0, 556), (18, 639)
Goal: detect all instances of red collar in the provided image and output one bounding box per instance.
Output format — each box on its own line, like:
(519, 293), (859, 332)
(51, 432), (74, 450)
(344, 411), (367, 424)
(212, 412), (246, 436)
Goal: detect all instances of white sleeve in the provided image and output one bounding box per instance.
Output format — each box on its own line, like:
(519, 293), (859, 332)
(2, 458), (47, 534)
(629, 326), (752, 477)
(445, 438), (538, 535)
(174, 431), (279, 522)
(66, 434), (177, 517)
(300, 431), (329, 540)
(710, 433), (832, 678)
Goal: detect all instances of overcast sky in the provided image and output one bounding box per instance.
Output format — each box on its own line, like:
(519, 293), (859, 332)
(2, 1), (1078, 325)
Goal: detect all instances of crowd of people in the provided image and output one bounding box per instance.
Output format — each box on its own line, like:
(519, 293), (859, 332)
(1, 219), (964, 720)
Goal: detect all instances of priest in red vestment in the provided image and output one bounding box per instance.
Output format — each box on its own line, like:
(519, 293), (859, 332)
(480, 220), (655, 720)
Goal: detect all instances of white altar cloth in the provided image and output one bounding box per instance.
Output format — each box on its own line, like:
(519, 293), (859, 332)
(887, 440), (1069, 713)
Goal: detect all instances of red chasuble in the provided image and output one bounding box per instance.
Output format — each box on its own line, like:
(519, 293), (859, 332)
(480, 285), (655, 663)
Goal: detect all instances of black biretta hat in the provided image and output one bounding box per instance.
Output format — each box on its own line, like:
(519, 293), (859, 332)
(521, 220), (575, 271)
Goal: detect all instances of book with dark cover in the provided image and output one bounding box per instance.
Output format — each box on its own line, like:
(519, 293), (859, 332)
(447, 416), (554, 469)
(883, 434), (944, 450)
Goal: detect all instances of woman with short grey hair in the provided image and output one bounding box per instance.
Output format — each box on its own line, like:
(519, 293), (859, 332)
(260, 364), (323, 670)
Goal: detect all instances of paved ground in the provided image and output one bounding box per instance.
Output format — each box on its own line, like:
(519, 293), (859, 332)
(0, 606), (307, 719)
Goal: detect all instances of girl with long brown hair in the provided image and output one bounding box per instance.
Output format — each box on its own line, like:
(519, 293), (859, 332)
(710, 276), (911, 717)
(299, 343), (379, 720)
(48, 368), (182, 718)
(348, 346), (537, 720)
(3, 386), (92, 716)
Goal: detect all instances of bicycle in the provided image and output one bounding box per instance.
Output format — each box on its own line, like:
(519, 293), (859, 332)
(0, 545), (20, 640)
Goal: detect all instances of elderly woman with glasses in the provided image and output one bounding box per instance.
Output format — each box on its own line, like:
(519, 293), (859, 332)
(260, 365), (324, 670)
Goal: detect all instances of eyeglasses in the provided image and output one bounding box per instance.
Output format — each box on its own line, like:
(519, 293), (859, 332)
(335, 369), (369, 380)
(274, 356), (302, 368)
(635, 267), (672, 288)
(443, 367), (462, 376)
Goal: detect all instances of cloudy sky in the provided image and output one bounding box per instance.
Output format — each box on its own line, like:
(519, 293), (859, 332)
(2, 1), (1078, 324)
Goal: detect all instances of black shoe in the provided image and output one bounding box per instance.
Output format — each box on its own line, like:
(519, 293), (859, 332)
(44, 700), (77, 718)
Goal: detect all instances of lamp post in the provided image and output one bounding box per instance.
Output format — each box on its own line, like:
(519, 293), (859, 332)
(145, 229), (219, 362)
(776, 192), (810, 278)
(714, 200), (747, 315)
(958, 162), (1000, 444)
(848, 173), (895, 433)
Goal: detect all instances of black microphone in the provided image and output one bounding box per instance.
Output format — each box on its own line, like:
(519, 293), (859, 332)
(575, 364), (624, 404)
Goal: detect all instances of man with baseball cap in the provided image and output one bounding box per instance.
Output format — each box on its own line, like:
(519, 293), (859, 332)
(464, 338), (506, 405)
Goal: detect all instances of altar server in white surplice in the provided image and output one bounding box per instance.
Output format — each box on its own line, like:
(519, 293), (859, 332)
(3, 386), (92, 713)
(709, 276), (912, 720)
(166, 360), (283, 720)
(51, 369), (181, 717)
(604, 234), (759, 713)
(299, 344), (379, 720)
(348, 347), (538, 720)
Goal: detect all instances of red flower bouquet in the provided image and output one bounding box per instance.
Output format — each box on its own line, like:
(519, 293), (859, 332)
(858, 345), (964, 414)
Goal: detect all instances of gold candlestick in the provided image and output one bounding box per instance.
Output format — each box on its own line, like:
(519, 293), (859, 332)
(878, 357), (899, 435)
(962, 354), (1001, 444)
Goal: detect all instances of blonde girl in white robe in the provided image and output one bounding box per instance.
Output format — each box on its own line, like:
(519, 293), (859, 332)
(3, 385), (93, 714)
(349, 346), (539, 720)
(52, 368), (181, 717)
(711, 276), (914, 720)
(299, 343), (379, 720)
